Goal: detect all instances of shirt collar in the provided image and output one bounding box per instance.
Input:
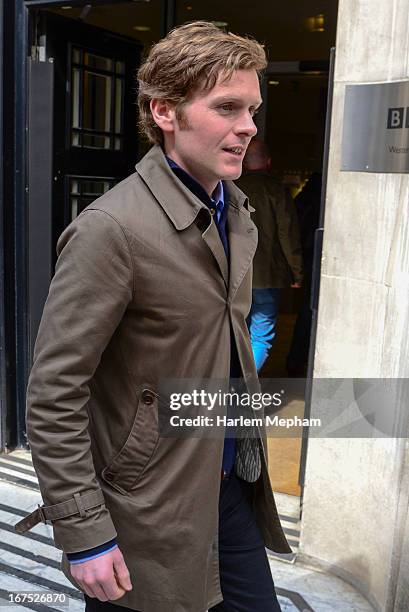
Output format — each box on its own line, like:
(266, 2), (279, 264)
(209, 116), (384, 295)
(211, 181), (224, 209)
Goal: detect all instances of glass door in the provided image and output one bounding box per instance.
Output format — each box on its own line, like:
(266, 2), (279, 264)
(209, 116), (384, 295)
(41, 11), (142, 251)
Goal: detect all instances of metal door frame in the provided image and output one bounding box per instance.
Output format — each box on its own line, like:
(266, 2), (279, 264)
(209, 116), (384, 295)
(298, 48), (336, 491)
(0, 0), (6, 451)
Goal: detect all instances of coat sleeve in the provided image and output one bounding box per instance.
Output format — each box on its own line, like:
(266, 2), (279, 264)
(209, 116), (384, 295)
(271, 186), (303, 284)
(26, 208), (133, 554)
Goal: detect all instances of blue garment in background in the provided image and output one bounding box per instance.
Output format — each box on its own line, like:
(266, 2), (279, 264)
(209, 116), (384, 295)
(247, 288), (281, 372)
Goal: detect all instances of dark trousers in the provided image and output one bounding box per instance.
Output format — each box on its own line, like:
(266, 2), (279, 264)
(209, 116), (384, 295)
(85, 475), (281, 612)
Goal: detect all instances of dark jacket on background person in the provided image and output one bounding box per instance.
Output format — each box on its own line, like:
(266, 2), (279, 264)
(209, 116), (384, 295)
(236, 171), (303, 287)
(19, 145), (290, 612)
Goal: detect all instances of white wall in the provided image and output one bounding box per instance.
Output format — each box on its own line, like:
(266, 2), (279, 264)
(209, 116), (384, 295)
(299, 1), (409, 610)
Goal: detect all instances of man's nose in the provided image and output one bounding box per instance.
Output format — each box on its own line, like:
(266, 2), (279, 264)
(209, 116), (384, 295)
(235, 112), (258, 138)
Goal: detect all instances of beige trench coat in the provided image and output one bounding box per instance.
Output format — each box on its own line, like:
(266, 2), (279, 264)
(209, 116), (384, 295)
(23, 145), (290, 612)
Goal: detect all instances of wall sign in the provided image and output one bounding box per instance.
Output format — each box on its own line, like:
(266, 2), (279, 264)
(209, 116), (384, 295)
(342, 80), (409, 173)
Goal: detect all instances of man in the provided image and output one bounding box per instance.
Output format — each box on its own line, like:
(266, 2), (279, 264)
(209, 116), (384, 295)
(15, 21), (290, 612)
(236, 140), (303, 372)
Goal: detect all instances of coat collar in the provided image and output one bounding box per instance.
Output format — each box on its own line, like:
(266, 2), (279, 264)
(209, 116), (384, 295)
(135, 145), (253, 230)
(135, 145), (257, 297)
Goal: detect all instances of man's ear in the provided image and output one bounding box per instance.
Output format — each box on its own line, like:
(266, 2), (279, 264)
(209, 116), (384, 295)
(150, 99), (176, 135)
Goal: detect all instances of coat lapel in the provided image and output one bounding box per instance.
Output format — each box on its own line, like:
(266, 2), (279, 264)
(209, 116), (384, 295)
(224, 182), (258, 302)
(202, 221), (229, 287)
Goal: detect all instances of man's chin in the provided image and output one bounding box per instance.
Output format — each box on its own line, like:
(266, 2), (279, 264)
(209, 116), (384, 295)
(221, 167), (243, 182)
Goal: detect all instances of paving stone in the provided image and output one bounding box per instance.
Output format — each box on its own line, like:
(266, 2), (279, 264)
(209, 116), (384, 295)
(0, 451), (375, 611)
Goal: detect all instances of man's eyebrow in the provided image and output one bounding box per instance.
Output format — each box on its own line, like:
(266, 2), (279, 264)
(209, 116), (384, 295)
(212, 96), (263, 107)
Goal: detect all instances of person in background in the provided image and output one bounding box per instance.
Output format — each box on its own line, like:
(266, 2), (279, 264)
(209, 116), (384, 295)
(236, 139), (303, 372)
(287, 172), (322, 376)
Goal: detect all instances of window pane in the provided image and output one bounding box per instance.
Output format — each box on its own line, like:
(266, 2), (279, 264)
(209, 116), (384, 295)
(116, 60), (125, 75)
(70, 179), (79, 195)
(71, 198), (78, 220)
(84, 52), (113, 72)
(115, 78), (123, 133)
(81, 180), (110, 194)
(70, 178), (112, 196)
(71, 68), (80, 128)
(71, 132), (81, 147)
(69, 44), (131, 150)
(73, 48), (81, 64)
(82, 133), (111, 149)
(70, 178), (115, 220)
(83, 71), (112, 133)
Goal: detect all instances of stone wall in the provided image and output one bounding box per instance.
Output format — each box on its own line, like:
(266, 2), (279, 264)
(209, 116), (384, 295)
(299, 1), (409, 610)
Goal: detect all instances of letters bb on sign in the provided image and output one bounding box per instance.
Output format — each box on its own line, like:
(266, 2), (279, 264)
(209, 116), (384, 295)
(387, 107), (409, 129)
(342, 81), (409, 173)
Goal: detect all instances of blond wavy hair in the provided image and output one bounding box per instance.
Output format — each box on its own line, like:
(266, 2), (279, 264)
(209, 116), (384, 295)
(137, 21), (267, 145)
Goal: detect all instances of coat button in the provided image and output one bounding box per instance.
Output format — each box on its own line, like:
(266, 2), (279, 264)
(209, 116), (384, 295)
(142, 390), (155, 405)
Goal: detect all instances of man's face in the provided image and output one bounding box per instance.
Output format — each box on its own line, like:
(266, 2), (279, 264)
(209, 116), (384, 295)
(160, 69), (262, 195)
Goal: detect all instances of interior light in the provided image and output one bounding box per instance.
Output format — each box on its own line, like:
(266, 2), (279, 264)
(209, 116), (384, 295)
(212, 21), (228, 28)
(316, 14), (325, 30)
(61, 5), (72, 8)
(306, 14), (325, 33)
(133, 25), (151, 32)
(186, 4), (193, 9)
(268, 80), (280, 86)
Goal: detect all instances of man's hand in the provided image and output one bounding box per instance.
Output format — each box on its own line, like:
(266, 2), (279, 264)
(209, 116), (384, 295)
(70, 547), (132, 602)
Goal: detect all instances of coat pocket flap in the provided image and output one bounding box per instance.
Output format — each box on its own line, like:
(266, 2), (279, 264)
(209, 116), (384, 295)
(102, 387), (160, 491)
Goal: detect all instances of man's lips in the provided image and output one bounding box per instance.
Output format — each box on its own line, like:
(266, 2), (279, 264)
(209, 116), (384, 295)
(222, 146), (246, 157)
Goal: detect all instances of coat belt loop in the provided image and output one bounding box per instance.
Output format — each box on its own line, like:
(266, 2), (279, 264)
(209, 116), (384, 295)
(74, 492), (86, 518)
(37, 504), (46, 524)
